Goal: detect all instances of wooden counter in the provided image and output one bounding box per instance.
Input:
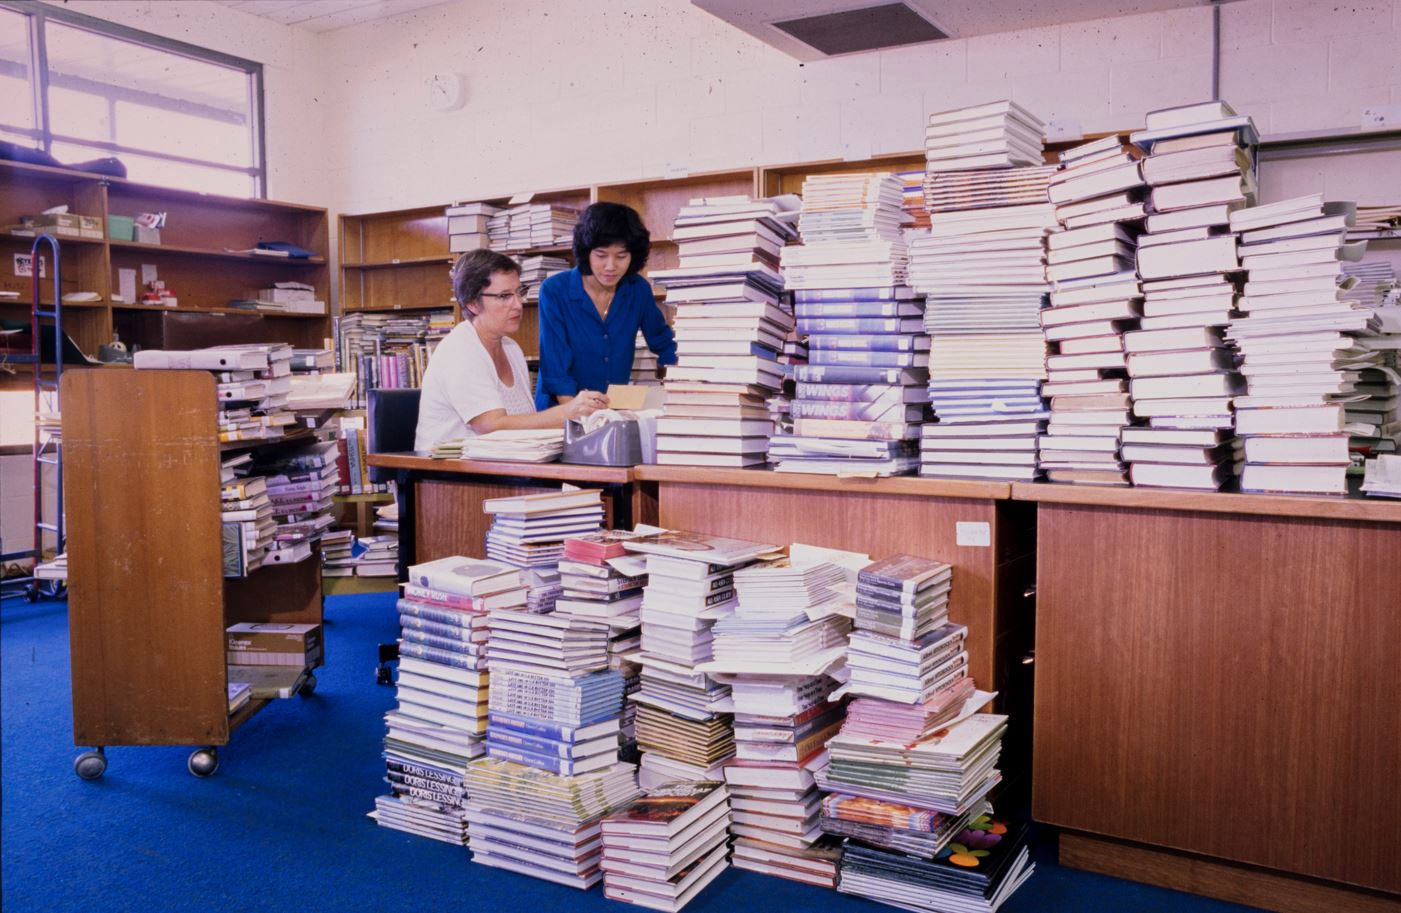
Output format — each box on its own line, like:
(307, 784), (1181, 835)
(1020, 481), (1401, 909)
(365, 453), (653, 569)
(634, 465), (1036, 747)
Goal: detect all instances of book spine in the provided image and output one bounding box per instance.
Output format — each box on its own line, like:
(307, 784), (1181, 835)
(792, 288), (906, 303)
(792, 365), (922, 385)
(793, 302), (907, 318)
(486, 744), (598, 776)
(397, 615), (486, 641)
(804, 333), (921, 351)
(401, 585), (485, 611)
(397, 641), (483, 670)
(486, 711), (592, 741)
(397, 599), (482, 626)
(796, 318), (914, 334)
(384, 758), (465, 786)
(807, 350), (924, 368)
(488, 729), (598, 758)
(401, 629), (484, 654)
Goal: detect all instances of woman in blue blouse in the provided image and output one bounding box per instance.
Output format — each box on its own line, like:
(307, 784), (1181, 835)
(534, 202), (677, 410)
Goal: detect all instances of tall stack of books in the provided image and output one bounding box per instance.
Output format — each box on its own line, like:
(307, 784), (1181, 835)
(649, 195), (799, 467)
(1031, 133), (1150, 486)
(337, 309), (454, 404)
(823, 552), (1029, 912)
(519, 254), (570, 304)
(623, 531), (774, 788)
(467, 601), (634, 886)
(774, 174), (925, 476)
(1120, 101), (1260, 490)
(1226, 195), (1378, 495)
(699, 554), (851, 886)
(133, 343), (296, 443)
(447, 201), (501, 253)
(1352, 302), (1401, 461)
(465, 758), (641, 888)
(895, 169), (930, 230)
(911, 103), (1055, 481)
(491, 202), (580, 251)
(369, 556), (524, 845)
(600, 781), (733, 911)
(482, 488), (605, 613)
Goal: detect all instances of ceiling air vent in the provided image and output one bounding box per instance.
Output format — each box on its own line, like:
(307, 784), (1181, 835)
(770, 3), (948, 55)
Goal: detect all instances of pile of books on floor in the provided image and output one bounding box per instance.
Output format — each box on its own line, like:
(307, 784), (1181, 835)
(1227, 193), (1377, 495)
(468, 597), (636, 887)
(447, 201), (501, 253)
(600, 780), (733, 910)
(519, 254), (570, 303)
(815, 552), (1031, 913)
(911, 101), (1055, 482)
(355, 534), (399, 577)
(1121, 100), (1259, 490)
(320, 529), (356, 577)
(649, 195), (799, 467)
(622, 530), (775, 788)
(774, 173), (925, 475)
(133, 343), (296, 442)
(483, 488), (605, 612)
(369, 556), (523, 845)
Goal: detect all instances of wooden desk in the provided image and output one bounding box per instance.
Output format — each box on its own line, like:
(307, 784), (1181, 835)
(366, 453), (654, 568)
(1012, 482), (1401, 911)
(634, 466), (1036, 755)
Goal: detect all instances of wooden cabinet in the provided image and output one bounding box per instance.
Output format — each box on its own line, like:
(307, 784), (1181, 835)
(61, 368), (324, 778)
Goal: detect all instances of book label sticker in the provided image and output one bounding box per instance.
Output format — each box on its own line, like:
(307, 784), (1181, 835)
(13, 253), (45, 278)
(663, 162), (689, 180)
(141, 263), (158, 284)
(955, 521), (991, 548)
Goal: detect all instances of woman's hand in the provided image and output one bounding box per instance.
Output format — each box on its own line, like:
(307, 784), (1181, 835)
(564, 390), (609, 421)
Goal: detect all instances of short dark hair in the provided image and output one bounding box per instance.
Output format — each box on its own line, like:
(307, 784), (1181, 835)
(451, 249), (520, 319)
(573, 202), (649, 276)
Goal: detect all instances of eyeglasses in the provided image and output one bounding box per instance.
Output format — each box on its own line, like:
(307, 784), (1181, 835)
(479, 285), (529, 304)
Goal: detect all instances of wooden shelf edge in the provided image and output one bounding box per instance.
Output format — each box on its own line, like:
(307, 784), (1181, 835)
(1010, 481), (1401, 523)
(633, 464), (1010, 500)
(342, 256), (454, 269)
(109, 240), (326, 264)
(366, 451), (634, 483)
(1056, 831), (1401, 913)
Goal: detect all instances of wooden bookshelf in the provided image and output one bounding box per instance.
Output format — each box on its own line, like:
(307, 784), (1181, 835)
(0, 159), (331, 364)
(61, 368), (324, 778)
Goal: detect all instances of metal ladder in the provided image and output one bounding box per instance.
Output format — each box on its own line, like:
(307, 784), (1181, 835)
(1, 234), (66, 600)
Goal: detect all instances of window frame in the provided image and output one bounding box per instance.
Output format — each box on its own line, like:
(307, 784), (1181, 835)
(0, 0), (268, 197)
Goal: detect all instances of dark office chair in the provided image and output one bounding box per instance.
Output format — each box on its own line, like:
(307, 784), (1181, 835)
(366, 387), (421, 685)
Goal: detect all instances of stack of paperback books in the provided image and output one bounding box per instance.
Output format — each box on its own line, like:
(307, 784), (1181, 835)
(649, 195), (799, 466)
(774, 173), (926, 475)
(483, 488), (605, 612)
(369, 556), (523, 845)
(465, 757), (641, 888)
(705, 557), (852, 675)
(1120, 101), (1260, 489)
(623, 530), (773, 786)
(838, 814), (1034, 913)
(911, 104), (1055, 482)
(1227, 194), (1377, 494)
(600, 781), (733, 911)
(518, 254), (569, 304)
(556, 531), (648, 629)
(1035, 133), (1151, 486)
(219, 457), (275, 575)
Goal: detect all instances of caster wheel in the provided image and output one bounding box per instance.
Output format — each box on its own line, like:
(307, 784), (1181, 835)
(187, 748), (219, 778)
(74, 749), (107, 780)
(376, 666), (393, 686)
(299, 673), (317, 696)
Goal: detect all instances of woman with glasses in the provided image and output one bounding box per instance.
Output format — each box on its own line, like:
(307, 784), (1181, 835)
(415, 249), (607, 450)
(534, 202), (677, 410)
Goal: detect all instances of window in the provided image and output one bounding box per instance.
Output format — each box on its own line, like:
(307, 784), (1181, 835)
(0, 2), (265, 197)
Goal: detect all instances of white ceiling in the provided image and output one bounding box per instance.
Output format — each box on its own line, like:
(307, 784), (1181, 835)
(213, 0), (460, 33)
(693, 0), (1220, 61)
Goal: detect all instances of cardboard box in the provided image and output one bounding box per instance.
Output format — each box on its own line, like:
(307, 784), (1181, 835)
(134, 225), (161, 244)
(226, 622), (322, 667)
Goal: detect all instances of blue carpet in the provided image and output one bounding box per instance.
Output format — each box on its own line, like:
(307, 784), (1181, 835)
(1, 592), (1260, 913)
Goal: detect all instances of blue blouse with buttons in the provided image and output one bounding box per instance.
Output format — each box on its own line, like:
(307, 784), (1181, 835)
(533, 267), (678, 410)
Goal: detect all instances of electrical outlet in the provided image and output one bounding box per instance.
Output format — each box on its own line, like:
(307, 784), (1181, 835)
(1360, 105), (1401, 129)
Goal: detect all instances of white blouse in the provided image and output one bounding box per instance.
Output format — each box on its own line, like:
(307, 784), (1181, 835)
(414, 322), (534, 450)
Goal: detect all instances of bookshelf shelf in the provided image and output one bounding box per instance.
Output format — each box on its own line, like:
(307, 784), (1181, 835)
(108, 239), (326, 265)
(2, 160), (331, 358)
(343, 256), (456, 269)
